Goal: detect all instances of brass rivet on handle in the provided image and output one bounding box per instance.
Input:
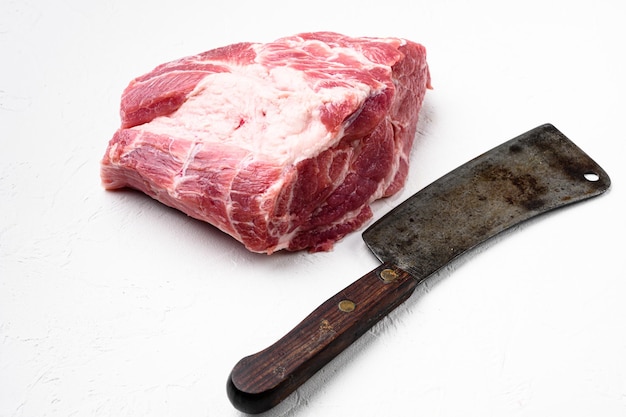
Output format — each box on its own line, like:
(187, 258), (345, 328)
(380, 268), (399, 283)
(338, 300), (356, 312)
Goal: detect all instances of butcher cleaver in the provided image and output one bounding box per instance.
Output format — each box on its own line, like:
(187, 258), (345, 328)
(227, 123), (610, 414)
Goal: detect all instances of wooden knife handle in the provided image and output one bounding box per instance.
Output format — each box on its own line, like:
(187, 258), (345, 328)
(227, 262), (418, 414)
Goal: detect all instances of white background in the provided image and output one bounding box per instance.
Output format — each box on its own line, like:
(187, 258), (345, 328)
(2, 1), (625, 416)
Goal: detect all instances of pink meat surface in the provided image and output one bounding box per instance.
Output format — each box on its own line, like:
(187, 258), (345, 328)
(101, 32), (431, 253)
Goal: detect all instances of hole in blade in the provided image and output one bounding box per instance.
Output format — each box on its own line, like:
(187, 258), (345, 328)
(584, 172), (600, 182)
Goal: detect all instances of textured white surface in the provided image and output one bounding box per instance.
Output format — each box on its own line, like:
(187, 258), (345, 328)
(1, 1), (625, 416)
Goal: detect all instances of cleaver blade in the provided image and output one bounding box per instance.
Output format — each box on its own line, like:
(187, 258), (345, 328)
(363, 123), (610, 279)
(227, 124), (611, 414)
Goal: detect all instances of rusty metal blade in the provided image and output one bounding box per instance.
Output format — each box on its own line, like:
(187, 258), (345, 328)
(362, 123), (611, 279)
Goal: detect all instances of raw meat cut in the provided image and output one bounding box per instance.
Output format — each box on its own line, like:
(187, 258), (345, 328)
(101, 32), (431, 253)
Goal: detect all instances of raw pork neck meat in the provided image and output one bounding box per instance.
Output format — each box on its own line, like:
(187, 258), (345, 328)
(101, 32), (431, 253)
